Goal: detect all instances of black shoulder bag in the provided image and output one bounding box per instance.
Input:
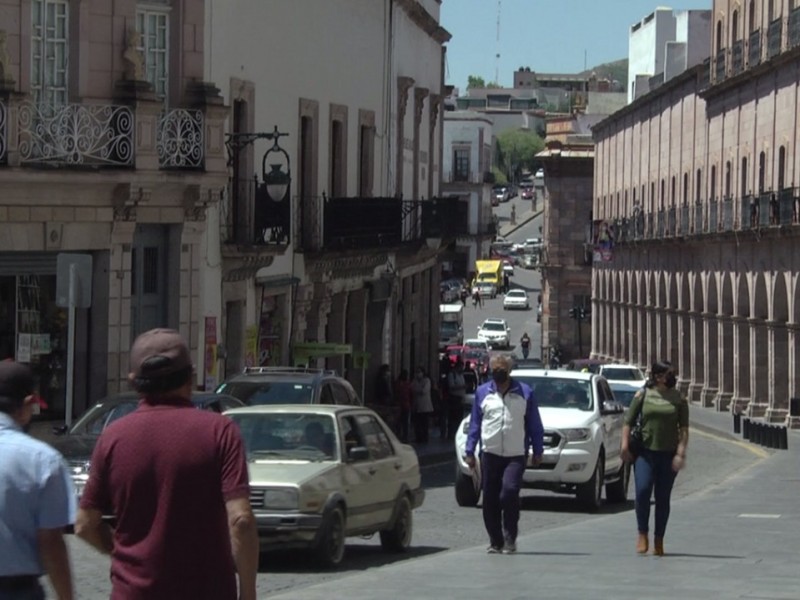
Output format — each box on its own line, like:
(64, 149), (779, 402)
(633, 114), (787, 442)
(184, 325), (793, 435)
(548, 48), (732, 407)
(628, 390), (646, 459)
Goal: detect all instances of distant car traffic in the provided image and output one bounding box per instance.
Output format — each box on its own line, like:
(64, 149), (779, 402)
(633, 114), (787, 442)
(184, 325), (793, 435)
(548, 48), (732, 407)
(463, 338), (490, 353)
(503, 288), (530, 310)
(492, 185), (510, 203)
(597, 364), (646, 384)
(608, 380), (643, 407)
(472, 281), (497, 298)
(225, 404), (425, 567)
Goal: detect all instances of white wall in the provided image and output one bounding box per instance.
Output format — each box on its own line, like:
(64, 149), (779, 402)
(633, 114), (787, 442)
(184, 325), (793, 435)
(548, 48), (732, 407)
(628, 8), (677, 103)
(442, 112), (493, 185)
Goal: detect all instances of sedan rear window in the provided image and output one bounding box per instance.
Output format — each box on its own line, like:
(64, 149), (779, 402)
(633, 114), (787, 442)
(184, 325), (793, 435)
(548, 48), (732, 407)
(218, 381), (314, 405)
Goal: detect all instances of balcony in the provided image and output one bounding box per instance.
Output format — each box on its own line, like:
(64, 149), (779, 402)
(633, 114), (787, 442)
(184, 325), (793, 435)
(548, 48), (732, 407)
(679, 205), (690, 236)
(693, 203), (703, 233)
(633, 212), (644, 240)
(714, 48), (727, 82)
(767, 18), (784, 59)
(157, 109), (204, 170)
(749, 29), (762, 67)
(17, 101), (134, 167)
(295, 196), (468, 253)
(0, 99), (6, 165)
(655, 209), (665, 238)
(721, 197), (734, 231)
(221, 178), (291, 247)
(778, 188), (798, 225)
(708, 200), (718, 233)
(758, 192), (776, 227)
(790, 7), (800, 48)
(741, 195), (756, 230)
(666, 207), (676, 237)
(731, 39), (745, 75)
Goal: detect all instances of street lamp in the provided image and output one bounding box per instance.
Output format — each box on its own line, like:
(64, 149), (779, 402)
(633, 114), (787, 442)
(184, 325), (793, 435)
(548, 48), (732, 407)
(261, 126), (291, 203)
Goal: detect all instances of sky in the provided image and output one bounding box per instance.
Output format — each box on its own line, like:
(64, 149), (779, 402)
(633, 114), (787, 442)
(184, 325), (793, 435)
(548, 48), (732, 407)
(440, 0), (711, 91)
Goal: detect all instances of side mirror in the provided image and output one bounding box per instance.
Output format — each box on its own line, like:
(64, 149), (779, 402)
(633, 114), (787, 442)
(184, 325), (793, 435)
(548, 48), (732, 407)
(601, 401), (624, 415)
(52, 424), (69, 436)
(348, 446), (370, 461)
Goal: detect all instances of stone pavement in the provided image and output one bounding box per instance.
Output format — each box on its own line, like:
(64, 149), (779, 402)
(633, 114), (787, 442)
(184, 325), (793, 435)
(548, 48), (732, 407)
(498, 207), (541, 238)
(271, 404), (800, 600)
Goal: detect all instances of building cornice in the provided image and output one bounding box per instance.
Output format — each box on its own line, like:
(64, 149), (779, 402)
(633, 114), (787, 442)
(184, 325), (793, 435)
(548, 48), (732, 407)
(395, 0), (452, 44)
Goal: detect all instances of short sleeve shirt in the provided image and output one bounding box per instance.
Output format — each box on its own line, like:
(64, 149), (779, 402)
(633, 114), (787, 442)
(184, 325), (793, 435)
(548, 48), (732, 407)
(79, 397), (250, 600)
(625, 387), (689, 451)
(0, 413), (75, 576)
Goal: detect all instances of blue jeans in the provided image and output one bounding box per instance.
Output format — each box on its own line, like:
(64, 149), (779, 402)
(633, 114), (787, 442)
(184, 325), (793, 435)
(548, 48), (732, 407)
(481, 453), (526, 547)
(634, 448), (677, 538)
(0, 580), (45, 600)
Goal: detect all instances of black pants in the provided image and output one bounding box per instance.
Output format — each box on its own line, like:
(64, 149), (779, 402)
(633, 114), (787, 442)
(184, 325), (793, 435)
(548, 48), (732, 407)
(0, 576), (45, 600)
(413, 412), (430, 443)
(446, 401), (464, 440)
(398, 409), (410, 442)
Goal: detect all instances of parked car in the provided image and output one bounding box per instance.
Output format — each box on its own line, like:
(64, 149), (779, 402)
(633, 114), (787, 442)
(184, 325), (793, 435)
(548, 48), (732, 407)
(565, 358), (609, 374)
(503, 288), (529, 310)
(609, 380), (643, 407)
(513, 356), (544, 369)
(463, 338), (491, 353)
(462, 348), (491, 379)
(225, 404), (425, 566)
(476, 318), (510, 349)
(492, 185), (510, 203)
(217, 367), (362, 407)
(51, 392), (246, 501)
(520, 182), (534, 200)
(502, 262), (515, 278)
(454, 369), (628, 511)
(597, 364), (647, 385)
(439, 281), (460, 303)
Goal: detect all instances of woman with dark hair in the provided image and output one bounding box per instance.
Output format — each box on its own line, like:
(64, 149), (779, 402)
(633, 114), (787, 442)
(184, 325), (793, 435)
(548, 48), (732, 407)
(410, 366), (433, 443)
(621, 360), (689, 556)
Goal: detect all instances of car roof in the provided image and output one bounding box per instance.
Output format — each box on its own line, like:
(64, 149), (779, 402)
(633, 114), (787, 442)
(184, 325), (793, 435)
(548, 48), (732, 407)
(506, 289), (526, 294)
(92, 391), (238, 405)
(483, 318), (506, 323)
(511, 368), (597, 382)
(223, 404), (370, 417)
(600, 363), (643, 370)
(609, 381), (644, 391)
(225, 366), (339, 382)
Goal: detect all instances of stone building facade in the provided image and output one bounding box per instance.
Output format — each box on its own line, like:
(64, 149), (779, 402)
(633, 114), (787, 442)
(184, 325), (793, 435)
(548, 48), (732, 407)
(0, 0), (227, 418)
(592, 0), (800, 427)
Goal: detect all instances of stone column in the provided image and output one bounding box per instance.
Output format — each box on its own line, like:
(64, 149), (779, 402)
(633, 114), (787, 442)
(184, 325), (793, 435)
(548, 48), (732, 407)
(765, 320), (790, 423)
(700, 312), (719, 407)
(676, 309), (691, 396)
(395, 76), (415, 197)
(747, 318), (769, 417)
(730, 316), (751, 412)
(427, 94), (441, 199)
(686, 311), (704, 403)
(713, 315), (734, 411)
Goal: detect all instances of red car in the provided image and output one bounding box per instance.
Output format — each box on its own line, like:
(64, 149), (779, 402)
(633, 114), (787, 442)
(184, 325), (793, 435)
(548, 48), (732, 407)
(462, 348), (490, 377)
(445, 345), (467, 365)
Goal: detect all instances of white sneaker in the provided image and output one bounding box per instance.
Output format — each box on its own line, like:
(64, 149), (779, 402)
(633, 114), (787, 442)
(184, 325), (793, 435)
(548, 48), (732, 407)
(502, 541), (517, 554)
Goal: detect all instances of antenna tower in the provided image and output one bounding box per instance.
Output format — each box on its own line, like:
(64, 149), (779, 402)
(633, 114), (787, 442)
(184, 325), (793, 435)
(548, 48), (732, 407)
(495, 0), (501, 85)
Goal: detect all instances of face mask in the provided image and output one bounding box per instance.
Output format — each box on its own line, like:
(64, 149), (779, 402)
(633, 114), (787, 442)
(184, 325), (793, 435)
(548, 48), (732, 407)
(665, 374), (677, 388)
(492, 369), (509, 385)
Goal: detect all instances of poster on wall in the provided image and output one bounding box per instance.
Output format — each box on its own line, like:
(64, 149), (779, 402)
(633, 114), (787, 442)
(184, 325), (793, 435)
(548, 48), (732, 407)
(204, 316), (217, 391)
(593, 220), (614, 262)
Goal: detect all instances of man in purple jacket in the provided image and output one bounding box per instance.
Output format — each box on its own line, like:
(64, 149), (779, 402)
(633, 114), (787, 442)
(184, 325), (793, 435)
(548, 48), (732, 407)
(465, 354), (544, 554)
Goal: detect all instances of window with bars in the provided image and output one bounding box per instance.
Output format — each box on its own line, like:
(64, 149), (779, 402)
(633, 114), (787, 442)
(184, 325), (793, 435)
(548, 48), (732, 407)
(31, 0), (69, 106)
(136, 7), (170, 101)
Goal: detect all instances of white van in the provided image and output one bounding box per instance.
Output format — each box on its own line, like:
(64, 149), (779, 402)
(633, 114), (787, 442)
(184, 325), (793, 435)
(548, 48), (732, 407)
(439, 304), (464, 350)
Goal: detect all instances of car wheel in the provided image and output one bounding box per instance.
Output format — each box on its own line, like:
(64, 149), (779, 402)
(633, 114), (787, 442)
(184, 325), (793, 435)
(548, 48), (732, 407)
(380, 496), (413, 552)
(606, 462), (630, 503)
(455, 465), (481, 507)
(314, 506), (346, 567)
(576, 453), (604, 511)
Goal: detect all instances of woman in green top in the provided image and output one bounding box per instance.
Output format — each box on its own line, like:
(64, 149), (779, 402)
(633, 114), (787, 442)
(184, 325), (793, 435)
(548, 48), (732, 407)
(621, 360), (689, 557)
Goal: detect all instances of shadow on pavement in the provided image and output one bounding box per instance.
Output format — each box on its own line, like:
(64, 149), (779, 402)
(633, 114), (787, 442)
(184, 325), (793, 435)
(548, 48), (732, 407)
(520, 495), (635, 515)
(511, 551), (592, 556)
(258, 544), (446, 574)
(665, 552), (746, 560)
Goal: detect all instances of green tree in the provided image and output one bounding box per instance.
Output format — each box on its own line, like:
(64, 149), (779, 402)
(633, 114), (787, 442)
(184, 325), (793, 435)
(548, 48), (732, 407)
(495, 129), (545, 183)
(467, 75), (486, 89)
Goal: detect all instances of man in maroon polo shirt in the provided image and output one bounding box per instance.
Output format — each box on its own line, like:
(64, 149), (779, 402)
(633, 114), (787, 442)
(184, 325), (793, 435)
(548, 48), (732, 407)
(75, 328), (258, 600)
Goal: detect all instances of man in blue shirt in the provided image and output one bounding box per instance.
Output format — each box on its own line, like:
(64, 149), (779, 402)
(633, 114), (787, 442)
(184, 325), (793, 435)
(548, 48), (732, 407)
(465, 354), (544, 554)
(0, 361), (75, 600)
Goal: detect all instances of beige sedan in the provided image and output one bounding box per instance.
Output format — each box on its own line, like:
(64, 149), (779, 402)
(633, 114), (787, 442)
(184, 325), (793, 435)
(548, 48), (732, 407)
(224, 404), (425, 567)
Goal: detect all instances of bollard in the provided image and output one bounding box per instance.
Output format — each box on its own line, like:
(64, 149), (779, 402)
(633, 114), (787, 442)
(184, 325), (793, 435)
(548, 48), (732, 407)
(733, 412), (741, 434)
(766, 425), (777, 449)
(779, 426), (789, 450)
(752, 422), (763, 446)
(742, 418), (751, 439)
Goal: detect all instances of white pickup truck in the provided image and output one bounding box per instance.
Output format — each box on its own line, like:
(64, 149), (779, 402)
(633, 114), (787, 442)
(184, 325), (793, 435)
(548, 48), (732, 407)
(454, 369), (629, 511)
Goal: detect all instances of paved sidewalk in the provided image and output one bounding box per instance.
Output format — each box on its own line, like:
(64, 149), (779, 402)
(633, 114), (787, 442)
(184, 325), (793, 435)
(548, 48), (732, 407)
(272, 405), (800, 600)
(498, 207), (542, 238)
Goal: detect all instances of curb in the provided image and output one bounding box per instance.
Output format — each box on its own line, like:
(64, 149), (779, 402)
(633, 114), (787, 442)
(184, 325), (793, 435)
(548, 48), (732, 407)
(498, 208), (544, 237)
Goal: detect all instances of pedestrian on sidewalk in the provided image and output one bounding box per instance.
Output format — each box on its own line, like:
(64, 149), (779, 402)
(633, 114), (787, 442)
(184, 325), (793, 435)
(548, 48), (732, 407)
(0, 361), (75, 600)
(411, 366), (434, 444)
(472, 289), (483, 309)
(465, 354), (544, 554)
(445, 359), (467, 441)
(621, 360), (689, 557)
(394, 369), (413, 442)
(75, 328), (259, 600)
(519, 332), (531, 359)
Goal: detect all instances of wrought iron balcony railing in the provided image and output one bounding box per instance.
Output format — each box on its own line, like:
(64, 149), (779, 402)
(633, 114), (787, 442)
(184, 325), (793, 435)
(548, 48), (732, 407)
(157, 109), (204, 170)
(693, 203), (703, 233)
(645, 212), (654, 239)
(721, 197), (734, 231)
(708, 200), (718, 233)
(790, 7), (800, 48)
(679, 205), (689, 236)
(633, 212), (645, 240)
(767, 18), (784, 59)
(667, 207), (676, 237)
(731, 39), (745, 75)
(749, 29), (762, 67)
(741, 195), (756, 230)
(778, 188), (798, 225)
(221, 178), (291, 247)
(714, 48), (727, 82)
(758, 192), (776, 227)
(0, 99), (7, 165)
(655, 209), (665, 238)
(18, 101), (134, 167)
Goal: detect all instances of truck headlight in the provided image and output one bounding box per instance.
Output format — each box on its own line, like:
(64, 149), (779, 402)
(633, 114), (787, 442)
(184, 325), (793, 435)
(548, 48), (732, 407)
(263, 488), (299, 510)
(563, 428), (591, 442)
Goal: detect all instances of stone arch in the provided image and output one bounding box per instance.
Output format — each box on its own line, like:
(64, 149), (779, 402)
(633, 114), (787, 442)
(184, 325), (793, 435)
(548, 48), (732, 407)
(772, 272), (790, 414)
(706, 272), (719, 395)
(690, 272), (705, 401)
(735, 273), (751, 401)
(752, 272), (769, 409)
(718, 272), (735, 408)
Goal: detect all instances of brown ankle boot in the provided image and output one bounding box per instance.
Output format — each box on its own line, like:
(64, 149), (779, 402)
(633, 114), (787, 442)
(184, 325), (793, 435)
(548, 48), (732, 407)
(636, 533), (649, 554)
(653, 537), (664, 556)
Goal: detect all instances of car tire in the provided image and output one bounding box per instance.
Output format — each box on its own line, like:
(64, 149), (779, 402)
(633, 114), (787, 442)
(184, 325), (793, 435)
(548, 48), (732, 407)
(576, 453), (604, 511)
(314, 506), (346, 568)
(455, 466), (481, 507)
(380, 496), (413, 552)
(606, 462), (631, 503)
